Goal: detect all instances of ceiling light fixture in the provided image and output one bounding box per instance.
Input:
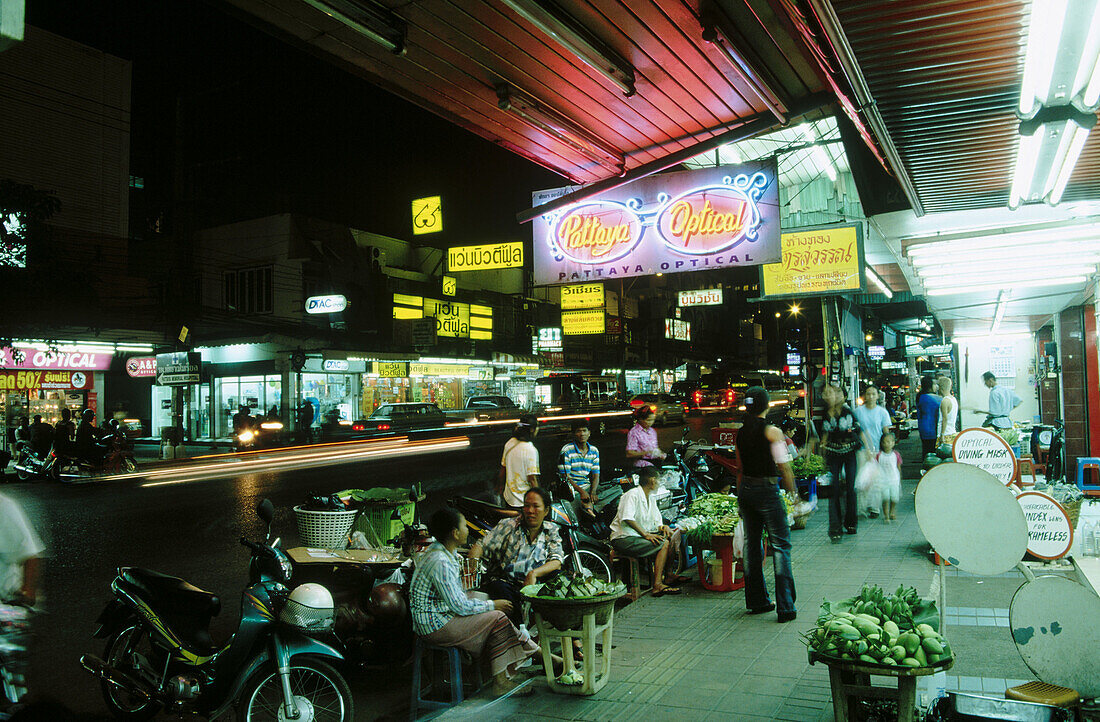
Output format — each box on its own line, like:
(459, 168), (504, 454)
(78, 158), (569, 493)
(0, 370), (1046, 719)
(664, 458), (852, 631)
(926, 276), (1088, 296)
(991, 290), (1011, 335)
(1009, 106), (1096, 208)
(905, 224), (1100, 257)
(499, 0), (636, 96)
(911, 246), (1100, 269)
(800, 123), (837, 181)
(923, 265), (1096, 288)
(1018, 0), (1100, 116)
(496, 84), (624, 172)
(701, 19), (787, 122)
(302, 0), (407, 54)
(864, 266), (893, 298)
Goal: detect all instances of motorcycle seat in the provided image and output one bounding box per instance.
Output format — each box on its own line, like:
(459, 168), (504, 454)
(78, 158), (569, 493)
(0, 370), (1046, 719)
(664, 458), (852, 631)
(119, 567), (221, 618)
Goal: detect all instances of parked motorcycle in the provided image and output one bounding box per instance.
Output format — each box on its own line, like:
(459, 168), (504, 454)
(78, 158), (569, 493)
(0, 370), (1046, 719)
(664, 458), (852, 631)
(79, 499), (354, 721)
(11, 449), (48, 482)
(0, 603), (30, 718)
(665, 428), (730, 506)
(47, 435), (137, 481)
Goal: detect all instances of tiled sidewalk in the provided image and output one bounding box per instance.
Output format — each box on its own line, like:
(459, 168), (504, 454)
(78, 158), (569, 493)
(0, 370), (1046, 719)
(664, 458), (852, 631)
(428, 442), (1038, 721)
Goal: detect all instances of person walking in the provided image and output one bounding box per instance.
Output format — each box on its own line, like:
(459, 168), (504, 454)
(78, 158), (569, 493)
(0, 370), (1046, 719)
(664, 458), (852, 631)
(500, 416), (540, 511)
(916, 376), (942, 458)
(854, 386), (891, 517)
(817, 385), (863, 543)
(936, 376), (958, 446)
(974, 371), (1021, 430)
(735, 386), (797, 621)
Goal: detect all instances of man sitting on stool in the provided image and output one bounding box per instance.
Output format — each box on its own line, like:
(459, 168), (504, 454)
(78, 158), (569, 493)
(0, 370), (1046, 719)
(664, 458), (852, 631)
(610, 466), (688, 597)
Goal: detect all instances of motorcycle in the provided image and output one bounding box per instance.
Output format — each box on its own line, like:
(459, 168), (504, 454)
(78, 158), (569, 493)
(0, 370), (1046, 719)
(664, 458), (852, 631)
(48, 435), (137, 481)
(235, 419), (285, 452)
(665, 428), (730, 506)
(0, 604), (30, 718)
(11, 449), (48, 482)
(79, 499), (354, 721)
(891, 408), (911, 440)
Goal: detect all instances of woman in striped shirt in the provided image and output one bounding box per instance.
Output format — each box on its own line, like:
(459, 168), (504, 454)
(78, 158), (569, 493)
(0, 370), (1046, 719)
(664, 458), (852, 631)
(410, 508), (538, 696)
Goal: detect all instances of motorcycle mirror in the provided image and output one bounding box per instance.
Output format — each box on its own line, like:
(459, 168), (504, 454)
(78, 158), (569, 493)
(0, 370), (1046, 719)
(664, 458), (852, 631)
(257, 498), (275, 527)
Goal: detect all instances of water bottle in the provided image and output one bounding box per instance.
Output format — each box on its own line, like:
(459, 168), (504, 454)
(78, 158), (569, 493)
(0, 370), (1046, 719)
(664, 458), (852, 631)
(1092, 524), (1100, 557)
(1083, 522), (1095, 556)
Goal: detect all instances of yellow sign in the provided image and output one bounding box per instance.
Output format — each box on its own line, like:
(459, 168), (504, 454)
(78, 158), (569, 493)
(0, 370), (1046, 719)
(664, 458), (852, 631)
(412, 196), (442, 235)
(442, 275), (456, 296)
(562, 309), (606, 335)
(561, 283), (605, 310)
(392, 293), (492, 339)
(447, 242), (524, 272)
(423, 298), (470, 338)
(760, 225), (863, 298)
(409, 363), (470, 377)
(372, 362), (408, 377)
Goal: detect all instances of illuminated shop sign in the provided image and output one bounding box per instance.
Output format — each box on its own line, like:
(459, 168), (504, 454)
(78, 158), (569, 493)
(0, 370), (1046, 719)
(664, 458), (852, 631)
(532, 162), (780, 286)
(562, 309), (605, 335)
(412, 195), (443, 235)
(125, 356), (157, 378)
(372, 362), (409, 377)
(561, 283), (605, 309)
(323, 359), (350, 372)
(868, 345), (885, 360)
(678, 288), (723, 307)
(787, 352), (802, 366)
(0, 370), (93, 391)
(305, 294), (348, 314)
(664, 319), (691, 341)
(392, 294), (493, 340)
(760, 224), (864, 299)
(0, 346), (112, 370)
(447, 242), (523, 271)
(534, 327), (564, 352)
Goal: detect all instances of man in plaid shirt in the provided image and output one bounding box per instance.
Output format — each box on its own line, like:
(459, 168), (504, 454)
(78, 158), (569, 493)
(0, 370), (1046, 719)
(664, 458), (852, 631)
(471, 487), (563, 623)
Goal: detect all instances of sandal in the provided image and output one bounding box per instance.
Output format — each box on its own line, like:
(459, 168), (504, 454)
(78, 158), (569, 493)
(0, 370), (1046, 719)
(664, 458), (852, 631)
(667, 574), (692, 585)
(652, 586), (682, 597)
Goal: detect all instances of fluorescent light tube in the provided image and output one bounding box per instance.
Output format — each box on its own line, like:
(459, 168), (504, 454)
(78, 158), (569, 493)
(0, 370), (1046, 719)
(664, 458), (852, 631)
(911, 245), (1100, 268)
(302, 0), (406, 54)
(991, 290), (1010, 335)
(922, 265), (1096, 287)
(953, 332), (1034, 341)
(496, 85), (623, 171)
(926, 276), (1088, 296)
(701, 21), (787, 122)
(864, 267), (893, 298)
(906, 224), (1100, 256)
(1018, 0), (1067, 116)
(1048, 121), (1092, 204)
(1010, 125), (1043, 208)
(801, 124), (837, 181)
(499, 0), (635, 96)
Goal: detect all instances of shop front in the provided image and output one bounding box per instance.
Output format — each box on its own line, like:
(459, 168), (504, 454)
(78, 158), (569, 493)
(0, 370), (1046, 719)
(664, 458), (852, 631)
(359, 361), (502, 416)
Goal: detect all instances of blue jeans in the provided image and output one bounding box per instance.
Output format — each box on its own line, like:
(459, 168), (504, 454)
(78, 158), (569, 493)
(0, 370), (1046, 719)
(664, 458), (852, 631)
(739, 484), (795, 615)
(826, 451), (858, 535)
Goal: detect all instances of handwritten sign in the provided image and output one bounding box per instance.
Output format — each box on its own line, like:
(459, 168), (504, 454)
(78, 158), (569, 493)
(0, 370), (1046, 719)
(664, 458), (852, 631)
(952, 427), (1017, 486)
(1016, 491), (1073, 559)
(760, 224), (864, 298)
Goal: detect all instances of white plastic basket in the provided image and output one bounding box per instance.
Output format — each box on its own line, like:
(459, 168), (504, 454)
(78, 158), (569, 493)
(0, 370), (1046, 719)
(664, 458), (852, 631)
(293, 505), (359, 549)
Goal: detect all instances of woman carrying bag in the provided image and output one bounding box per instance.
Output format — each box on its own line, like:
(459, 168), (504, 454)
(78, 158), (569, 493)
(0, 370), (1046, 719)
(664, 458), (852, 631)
(816, 385), (867, 543)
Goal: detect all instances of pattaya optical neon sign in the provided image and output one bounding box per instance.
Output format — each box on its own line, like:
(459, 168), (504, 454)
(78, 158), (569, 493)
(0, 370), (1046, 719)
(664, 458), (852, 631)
(547, 173), (768, 265)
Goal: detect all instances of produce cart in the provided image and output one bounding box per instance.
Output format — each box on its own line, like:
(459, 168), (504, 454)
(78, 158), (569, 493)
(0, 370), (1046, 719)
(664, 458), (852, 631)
(809, 650), (953, 722)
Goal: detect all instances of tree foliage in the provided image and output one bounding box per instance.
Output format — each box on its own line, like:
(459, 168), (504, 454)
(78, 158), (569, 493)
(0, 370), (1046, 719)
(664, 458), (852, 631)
(0, 180), (62, 268)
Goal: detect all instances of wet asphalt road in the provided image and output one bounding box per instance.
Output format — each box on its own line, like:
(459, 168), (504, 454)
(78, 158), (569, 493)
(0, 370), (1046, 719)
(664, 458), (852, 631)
(3, 416), (719, 719)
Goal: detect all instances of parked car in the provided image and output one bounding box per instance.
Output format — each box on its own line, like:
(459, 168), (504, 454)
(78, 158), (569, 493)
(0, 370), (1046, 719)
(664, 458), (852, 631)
(443, 395), (522, 423)
(351, 402), (447, 436)
(628, 393), (687, 425)
(670, 380), (702, 410)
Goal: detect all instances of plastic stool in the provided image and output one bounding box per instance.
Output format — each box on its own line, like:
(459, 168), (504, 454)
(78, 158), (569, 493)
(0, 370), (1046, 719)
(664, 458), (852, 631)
(1006, 681), (1079, 708)
(609, 549), (654, 601)
(1076, 457), (1100, 497)
(409, 639), (482, 720)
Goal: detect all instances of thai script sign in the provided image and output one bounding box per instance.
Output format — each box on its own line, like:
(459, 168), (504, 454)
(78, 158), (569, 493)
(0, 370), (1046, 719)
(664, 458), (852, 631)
(562, 309), (606, 335)
(868, 345), (885, 360)
(760, 224), (864, 298)
(0, 370), (93, 391)
(372, 362), (408, 377)
(534, 327), (564, 352)
(0, 346), (112, 370)
(447, 242), (523, 271)
(952, 427), (1017, 486)
(393, 294), (492, 340)
(1016, 491), (1073, 560)
(155, 352), (202, 386)
(532, 162), (780, 286)
(665, 319), (691, 341)
(125, 356), (157, 378)
(678, 288), (723, 307)
(561, 283), (605, 309)
(305, 294), (347, 314)
(412, 195), (442, 235)
(409, 363), (471, 377)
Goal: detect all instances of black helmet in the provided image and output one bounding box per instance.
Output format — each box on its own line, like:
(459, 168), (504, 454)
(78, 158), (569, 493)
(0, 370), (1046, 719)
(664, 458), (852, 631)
(81, 409), (95, 421)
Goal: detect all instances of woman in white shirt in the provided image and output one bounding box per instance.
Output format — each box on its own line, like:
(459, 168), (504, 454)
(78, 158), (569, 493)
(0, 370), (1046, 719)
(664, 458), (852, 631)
(936, 376), (958, 446)
(610, 467), (687, 596)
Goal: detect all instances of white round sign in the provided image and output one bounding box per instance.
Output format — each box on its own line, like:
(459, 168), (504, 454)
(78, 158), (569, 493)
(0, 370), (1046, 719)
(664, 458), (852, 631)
(1016, 491), (1074, 560)
(952, 427), (1017, 486)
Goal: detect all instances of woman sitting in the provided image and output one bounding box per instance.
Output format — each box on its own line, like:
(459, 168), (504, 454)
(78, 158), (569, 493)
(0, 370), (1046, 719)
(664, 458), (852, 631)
(410, 508), (538, 696)
(610, 466), (687, 596)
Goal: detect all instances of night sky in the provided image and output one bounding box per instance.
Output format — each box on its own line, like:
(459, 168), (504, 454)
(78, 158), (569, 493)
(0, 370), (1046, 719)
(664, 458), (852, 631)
(27, 0), (564, 245)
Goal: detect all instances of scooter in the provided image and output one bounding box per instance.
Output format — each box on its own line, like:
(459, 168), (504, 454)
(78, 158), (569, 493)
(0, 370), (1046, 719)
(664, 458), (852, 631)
(48, 435), (137, 481)
(0, 603), (30, 718)
(11, 449), (48, 481)
(79, 499), (354, 721)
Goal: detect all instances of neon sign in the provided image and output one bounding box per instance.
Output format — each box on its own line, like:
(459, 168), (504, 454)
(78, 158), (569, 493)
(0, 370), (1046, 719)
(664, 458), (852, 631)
(532, 163), (779, 286)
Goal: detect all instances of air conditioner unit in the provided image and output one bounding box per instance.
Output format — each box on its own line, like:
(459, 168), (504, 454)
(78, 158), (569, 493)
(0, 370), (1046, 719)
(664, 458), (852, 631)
(365, 246), (387, 273)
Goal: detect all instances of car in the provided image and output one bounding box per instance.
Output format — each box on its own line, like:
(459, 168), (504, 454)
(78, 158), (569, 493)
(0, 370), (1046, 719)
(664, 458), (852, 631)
(696, 369), (791, 416)
(351, 402), (447, 436)
(628, 393), (687, 425)
(670, 380), (702, 409)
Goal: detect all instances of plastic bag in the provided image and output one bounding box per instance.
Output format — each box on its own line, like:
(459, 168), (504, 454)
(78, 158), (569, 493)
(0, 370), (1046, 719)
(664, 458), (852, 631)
(855, 461), (881, 514)
(659, 469), (682, 489)
(817, 471), (832, 487)
(732, 519), (745, 560)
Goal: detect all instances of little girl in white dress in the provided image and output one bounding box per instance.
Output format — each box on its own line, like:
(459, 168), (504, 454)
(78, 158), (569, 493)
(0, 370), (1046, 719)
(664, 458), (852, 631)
(875, 433), (902, 521)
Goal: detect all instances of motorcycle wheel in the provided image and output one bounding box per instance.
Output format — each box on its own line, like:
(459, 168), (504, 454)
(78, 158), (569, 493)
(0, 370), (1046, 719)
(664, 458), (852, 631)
(236, 657), (353, 722)
(15, 467), (30, 482)
(123, 457), (137, 473)
(100, 625), (163, 721)
(574, 547), (613, 583)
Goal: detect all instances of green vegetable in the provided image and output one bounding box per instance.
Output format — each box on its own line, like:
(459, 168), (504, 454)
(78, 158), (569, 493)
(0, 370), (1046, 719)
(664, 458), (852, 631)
(522, 574), (626, 600)
(790, 454), (826, 478)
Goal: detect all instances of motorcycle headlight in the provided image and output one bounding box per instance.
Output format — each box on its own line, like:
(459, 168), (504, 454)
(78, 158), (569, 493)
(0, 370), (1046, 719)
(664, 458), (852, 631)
(238, 430), (255, 443)
(692, 456), (709, 472)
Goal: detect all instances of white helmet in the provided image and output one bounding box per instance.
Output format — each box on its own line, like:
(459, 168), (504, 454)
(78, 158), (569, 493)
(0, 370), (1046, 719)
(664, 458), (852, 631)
(280, 583), (335, 631)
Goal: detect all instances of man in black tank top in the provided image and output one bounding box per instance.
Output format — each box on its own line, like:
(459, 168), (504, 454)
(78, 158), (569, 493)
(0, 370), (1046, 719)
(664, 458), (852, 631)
(735, 387), (798, 622)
